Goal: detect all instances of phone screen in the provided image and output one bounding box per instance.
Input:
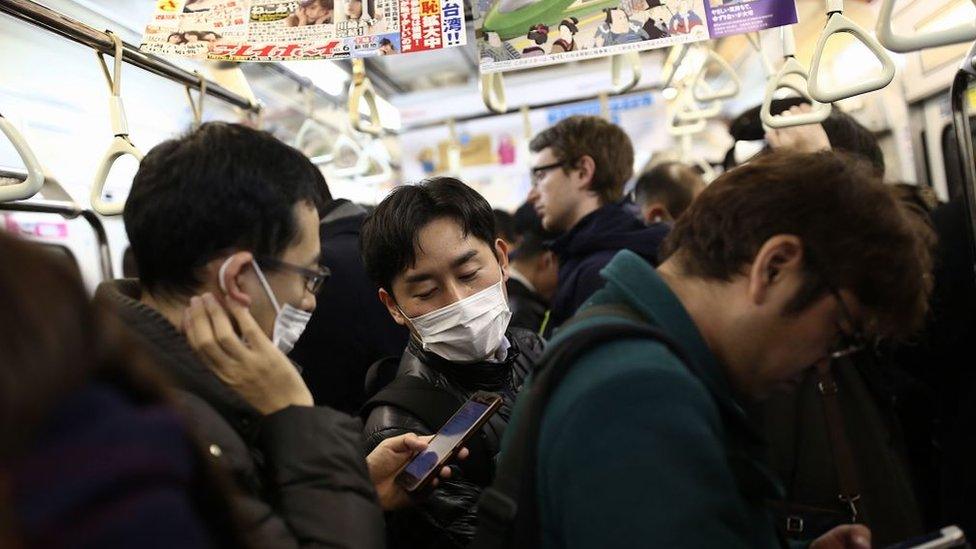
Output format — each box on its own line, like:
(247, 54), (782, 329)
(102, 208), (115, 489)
(401, 397), (492, 488)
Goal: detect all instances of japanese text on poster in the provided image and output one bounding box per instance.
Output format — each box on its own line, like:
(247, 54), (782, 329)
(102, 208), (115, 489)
(141, 0), (465, 61)
(476, 0), (796, 73)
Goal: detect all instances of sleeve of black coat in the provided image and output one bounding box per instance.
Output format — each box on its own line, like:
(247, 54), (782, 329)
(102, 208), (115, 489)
(257, 405), (385, 548)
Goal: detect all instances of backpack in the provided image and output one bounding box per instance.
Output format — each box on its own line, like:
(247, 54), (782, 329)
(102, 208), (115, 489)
(471, 303), (706, 548)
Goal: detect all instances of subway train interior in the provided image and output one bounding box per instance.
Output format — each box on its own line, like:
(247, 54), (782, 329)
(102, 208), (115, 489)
(2, 0), (976, 547)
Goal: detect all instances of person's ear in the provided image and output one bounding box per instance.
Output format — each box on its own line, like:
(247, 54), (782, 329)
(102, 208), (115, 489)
(212, 251), (254, 307)
(494, 238), (511, 280)
(747, 235), (803, 306)
(643, 204), (672, 224)
(379, 288), (408, 326)
(573, 155), (597, 192)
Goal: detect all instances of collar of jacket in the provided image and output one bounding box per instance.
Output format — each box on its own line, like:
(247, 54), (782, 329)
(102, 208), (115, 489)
(93, 279), (263, 442)
(404, 333), (522, 391)
(321, 198), (367, 224)
(548, 205), (603, 260)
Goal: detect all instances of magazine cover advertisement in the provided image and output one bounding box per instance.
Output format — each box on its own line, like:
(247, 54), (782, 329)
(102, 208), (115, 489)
(141, 0), (465, 61)
(475, 0), (797, 73)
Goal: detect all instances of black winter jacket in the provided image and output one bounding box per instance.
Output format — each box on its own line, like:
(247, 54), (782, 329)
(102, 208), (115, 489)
(95, 280), (385, 549)
(506, 277), (548, 334)
(290, 199), (409, 415)
(548, 202), (669, 332)
(362, 328), (544, 548)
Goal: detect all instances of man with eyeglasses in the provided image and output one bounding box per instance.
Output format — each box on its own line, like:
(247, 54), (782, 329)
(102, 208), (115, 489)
(96, 122), (456, 548)
(526, 115), (669, 333)
(477, 150), (935, 548)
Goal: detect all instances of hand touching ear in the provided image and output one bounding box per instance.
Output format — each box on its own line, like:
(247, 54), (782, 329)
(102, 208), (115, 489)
(184, 293), (313, 414)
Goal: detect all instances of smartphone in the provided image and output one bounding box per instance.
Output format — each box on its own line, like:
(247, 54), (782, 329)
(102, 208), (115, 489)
(884, 526), (967, 549)
(396, 391), (502, 493)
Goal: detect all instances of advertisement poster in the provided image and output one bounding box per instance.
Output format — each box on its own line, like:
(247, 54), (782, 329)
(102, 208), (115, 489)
(141, 0), (465, 61)
(704, 0), (798, 38)
(476, 0), (796, 73)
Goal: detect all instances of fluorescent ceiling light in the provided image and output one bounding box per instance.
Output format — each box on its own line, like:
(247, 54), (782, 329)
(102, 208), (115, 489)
(280, 60), (350, 96)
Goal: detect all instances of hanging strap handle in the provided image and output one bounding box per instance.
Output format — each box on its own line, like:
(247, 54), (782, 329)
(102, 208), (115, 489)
(0, 114), (45, 202)
(481, 72), (507, 114)
(96, 30), (128, 138)
(675, 89), (722, 122)
(611, 51), (641, 94)
(185, 71), (207, 129)
(693, 48), (740, 102)
(815, 360), (862, 523)
(761, 26), (832, 129)
(661, 43), (691, 90)
(327, 134), (369, 178)
(356, 138), (394, 185)
(294, 86), (337, 164)
(807, 0), (896, 103)
(877, 0), (976, 53)
(348, 59), (383, 135)
(90, 30), (143, 216)
(668, 108), (707, 135)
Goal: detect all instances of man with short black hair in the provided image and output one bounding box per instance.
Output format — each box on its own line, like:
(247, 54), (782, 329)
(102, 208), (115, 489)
(96, 122), (449, 548)
(360, 177), (544, 548)
(478, 150), (934, 548)
(527, 115), (669, 331)
(633, 161), (705, 225)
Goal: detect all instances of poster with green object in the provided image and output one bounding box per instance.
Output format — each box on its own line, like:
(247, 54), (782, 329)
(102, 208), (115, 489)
(475, 0), (797, 74)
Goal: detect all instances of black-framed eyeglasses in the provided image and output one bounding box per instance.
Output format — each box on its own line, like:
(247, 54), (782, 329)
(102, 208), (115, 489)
(256, 256), (330, 295)
(828, 288), (866, 360)
(529, 161), (568, 186)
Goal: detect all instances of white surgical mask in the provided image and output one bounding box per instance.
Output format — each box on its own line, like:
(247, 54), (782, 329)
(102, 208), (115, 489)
(402, 278), (512, 363)
(219, 257), (312, 355)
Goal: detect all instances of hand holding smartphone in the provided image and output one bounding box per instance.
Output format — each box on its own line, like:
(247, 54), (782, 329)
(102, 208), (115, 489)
(396, 391), (502, 493)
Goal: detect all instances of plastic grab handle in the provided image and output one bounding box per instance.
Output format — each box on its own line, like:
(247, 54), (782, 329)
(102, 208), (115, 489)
(761, 57), (833, 128)
(327, 134), (369, 178)
(90, 136), (143, 216)
(295, 118), (337, 165)
(611, 51), (641, 95)
(877, 0), (976, 53)
(668, 109), (707, 136)
(807, 12), (896, 103)
(0, 115), (44, 202)
(675, 90), (722, 122)
(481, 72), (507, 114)
(693, 49), (741, 101)
(348, 59), (383, 135)
(357, 144), (394, 185)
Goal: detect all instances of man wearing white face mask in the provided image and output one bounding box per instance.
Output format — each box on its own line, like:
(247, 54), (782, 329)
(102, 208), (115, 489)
(95, 123), (462, 549)
(360, 177), (545, 549)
